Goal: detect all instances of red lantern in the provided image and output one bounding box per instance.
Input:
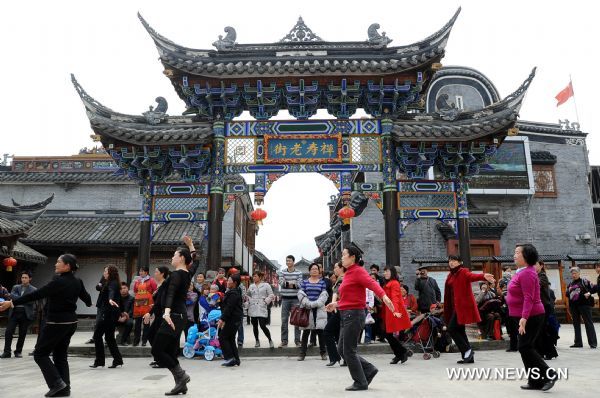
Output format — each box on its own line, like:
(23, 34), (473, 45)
(3, 257), (17, 272)
(251, 208), (267, 225)
(338, 206), (355, 225)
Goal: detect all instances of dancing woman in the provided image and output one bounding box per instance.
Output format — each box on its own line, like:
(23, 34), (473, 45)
(508, 244), (557, 391)
(0, 254), (92, 397)
(325, 246), (396, 391)
(151, 247), (193, 395)
(444, 255), (495, 364)
(91, 265), (123, 368)
(145, 266), (171, 369)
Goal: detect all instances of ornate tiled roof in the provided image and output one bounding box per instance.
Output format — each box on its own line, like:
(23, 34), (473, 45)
(73, 68), (534, 149)
(72, 75), (214, 146)
(436, 216), (508, 240)
(253, 250), (278, 271)
(139, 9), (461, 78)
(0, 172), (130, 183)
(391, 68), (536, 142)
(517, 120), (586, 137)
(23, 216), (205, 247)
(0, 218), (36, 238)
(492, 254), (570, 263)
(412, 256), (493, 264)
(0, 241), (47, 264)
(566, 254), (600, 262)
(0, 195), (54, 238)
(412, 254), (570, 264)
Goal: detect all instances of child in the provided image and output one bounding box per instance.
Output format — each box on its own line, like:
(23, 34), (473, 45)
(207, 284), (223, 311)
(198, 283), (211, 322)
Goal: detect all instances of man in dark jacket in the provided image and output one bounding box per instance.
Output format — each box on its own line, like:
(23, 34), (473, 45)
(2, 270), (37, 358)
(116, 282), (134, 345)
(414, 266), (441, 313)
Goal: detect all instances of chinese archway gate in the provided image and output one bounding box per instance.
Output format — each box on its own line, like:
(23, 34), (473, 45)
(73, 8), (535, 270)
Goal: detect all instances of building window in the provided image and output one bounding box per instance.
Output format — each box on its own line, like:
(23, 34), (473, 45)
(533, 165), (557, 197)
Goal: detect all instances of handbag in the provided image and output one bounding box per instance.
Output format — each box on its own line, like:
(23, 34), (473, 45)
(290, 305), (310, 327)
(365, 312), (375, 325)
(580, 280), (596, 307)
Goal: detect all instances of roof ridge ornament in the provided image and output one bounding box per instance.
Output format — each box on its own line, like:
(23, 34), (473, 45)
(367, 23), (392, 47)
(279, 16), (323, 42)
(212, 27), (237, 50)
(143, 97), (168, 125)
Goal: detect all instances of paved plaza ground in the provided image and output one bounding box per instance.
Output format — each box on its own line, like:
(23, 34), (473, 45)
(1, 308), (599, 397)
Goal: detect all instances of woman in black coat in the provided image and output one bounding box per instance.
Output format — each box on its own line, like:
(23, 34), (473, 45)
(218, 272), (243, 367)
(151, 247), (194, 395)
(144, 266), (171, 368)
(534, 261), (559, 360)
(91, 265), (123, 368)
(0, 254), (92, 397)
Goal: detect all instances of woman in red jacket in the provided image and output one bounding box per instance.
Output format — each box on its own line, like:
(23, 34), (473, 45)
(325, 245), (395, 391)
(382, 266), (412, 364)
(444, 255), (495, 364)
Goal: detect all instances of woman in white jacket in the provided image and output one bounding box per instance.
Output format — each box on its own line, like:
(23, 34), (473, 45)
(297, 263), (329, 361)
(246, 271), (275, 348)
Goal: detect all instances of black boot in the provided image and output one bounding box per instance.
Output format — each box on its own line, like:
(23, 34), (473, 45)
(165, 365), (190, 395)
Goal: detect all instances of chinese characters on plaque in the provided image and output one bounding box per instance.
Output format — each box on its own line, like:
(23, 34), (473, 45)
(264, 134), (342, 164)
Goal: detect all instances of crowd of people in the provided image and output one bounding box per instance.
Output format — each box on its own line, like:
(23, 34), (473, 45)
(0, 240), (599, 395)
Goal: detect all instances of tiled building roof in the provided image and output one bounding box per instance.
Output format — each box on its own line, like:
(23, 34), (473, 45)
(139, 10), (460, 78)
(0, 195), (54, 238)
(436, 216), (508, 240)
(0, 241), (47, 264)
(0, 172), (131, 183)
(22, 216), (205, 248)
(412, 254), (571, 265)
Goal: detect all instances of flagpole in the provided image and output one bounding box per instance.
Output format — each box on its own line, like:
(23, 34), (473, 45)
(570, 74), (581, 126)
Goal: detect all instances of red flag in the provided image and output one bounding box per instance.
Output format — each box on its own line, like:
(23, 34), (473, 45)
(555, 81), (574, 106)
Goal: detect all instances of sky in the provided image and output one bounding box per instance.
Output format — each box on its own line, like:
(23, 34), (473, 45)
(1, 0), (598, 263)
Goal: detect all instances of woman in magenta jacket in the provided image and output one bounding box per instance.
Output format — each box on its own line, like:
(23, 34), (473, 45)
(444, 255), (495, 364)
(507, 244), (557, 391)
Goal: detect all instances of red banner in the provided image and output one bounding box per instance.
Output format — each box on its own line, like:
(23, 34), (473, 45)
(555, 82), (574, 107)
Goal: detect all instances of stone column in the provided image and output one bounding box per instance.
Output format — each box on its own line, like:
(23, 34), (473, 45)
(207, 121), (225, 271)
(456, 177), (471, 267)
(137, 180), (153, 271)
(381, 119), (400, 267)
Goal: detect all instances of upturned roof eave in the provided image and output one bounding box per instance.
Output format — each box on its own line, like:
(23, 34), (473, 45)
(140, 8), (460, 74)
(390, 67), (536, 143)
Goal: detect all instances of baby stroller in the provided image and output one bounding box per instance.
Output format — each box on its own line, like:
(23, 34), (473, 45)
(402, 306), (445, 360)
(183, 309), (223, 361)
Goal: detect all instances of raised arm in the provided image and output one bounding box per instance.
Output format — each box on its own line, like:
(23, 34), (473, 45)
(12, 277), (61, 306)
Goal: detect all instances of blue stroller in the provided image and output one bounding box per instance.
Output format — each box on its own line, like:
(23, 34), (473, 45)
(183, 309), (223, 360)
